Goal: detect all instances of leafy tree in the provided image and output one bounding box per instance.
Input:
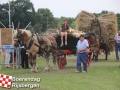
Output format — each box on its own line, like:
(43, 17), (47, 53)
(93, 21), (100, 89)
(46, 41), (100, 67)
(116, 13), (120, 30)
(0, 3), (10, 28)
(34, 8), (55, 32)
(11, 0), (36, 29)
(0, 0), (36, 29)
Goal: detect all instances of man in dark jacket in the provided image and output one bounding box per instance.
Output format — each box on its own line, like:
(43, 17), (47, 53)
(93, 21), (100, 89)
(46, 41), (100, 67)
(20, 41), (29, 69)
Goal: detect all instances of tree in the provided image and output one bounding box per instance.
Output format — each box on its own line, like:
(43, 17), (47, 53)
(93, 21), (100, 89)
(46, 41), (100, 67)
(34, 8), (55, 32)
(11, 0), (36, 29)
(116, 13), (120, 30)
(0, 0), (36, 29)
(0, 3), (10, 28)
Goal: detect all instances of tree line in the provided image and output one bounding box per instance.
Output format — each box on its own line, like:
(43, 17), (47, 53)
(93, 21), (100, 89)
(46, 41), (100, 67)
(0, 0), (120, 33)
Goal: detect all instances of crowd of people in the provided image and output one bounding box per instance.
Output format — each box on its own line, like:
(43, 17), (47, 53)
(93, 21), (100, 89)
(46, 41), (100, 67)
(2, 39), (29, 69)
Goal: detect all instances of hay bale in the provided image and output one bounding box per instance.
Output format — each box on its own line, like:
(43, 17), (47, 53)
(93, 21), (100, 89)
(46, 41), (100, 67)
(98, 12), (118, 51)
(0, 28), (13, 45)
(75, 11), (118, 51)
(75, 10), (95, 32)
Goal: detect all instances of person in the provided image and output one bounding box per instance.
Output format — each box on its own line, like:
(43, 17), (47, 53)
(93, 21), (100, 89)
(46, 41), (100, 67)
(60, 19), (70, 47)
(20, 41), (29, 69)
(14, 39), (21, 69)
(114, 30), (120, 62)
(75, 35), (89, 73)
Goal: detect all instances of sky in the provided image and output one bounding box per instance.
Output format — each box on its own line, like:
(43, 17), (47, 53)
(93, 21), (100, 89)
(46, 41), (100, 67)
(0, 0), (120, 18)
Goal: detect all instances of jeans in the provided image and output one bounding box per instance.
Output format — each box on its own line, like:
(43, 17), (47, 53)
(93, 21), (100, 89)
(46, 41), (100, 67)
(115, 43), (120, 60)
(9, 52), (12, 64)
(76, 52), (87, 72)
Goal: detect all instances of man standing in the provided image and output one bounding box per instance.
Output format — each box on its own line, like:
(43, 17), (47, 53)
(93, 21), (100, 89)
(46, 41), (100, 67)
(75, 35), (89, 72)
(60, 19), (69, 47)
(114, 30), (120, 62)
(20, 41), (29, 69)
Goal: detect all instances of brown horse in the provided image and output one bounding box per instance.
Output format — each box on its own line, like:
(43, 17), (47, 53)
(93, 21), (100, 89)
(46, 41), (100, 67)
(85, 32), (100, 61)
(14, 29), (58, 72)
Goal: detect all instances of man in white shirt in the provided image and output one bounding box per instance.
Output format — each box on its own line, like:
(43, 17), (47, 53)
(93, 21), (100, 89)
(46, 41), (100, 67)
(114, 30), (120, 62)
(75, 35), (89, 72)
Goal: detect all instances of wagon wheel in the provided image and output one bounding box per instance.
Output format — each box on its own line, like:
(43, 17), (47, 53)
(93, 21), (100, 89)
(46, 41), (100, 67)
(59, 57), (65, 69)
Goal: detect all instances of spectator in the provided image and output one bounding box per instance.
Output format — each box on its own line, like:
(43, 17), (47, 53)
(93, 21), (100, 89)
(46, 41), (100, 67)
(20, 41), (29, 69)
(114, 30), (120, 62)
(14, 39), (21, 69)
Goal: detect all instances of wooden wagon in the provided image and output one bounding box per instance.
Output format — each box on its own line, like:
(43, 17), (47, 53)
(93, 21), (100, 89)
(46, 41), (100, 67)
(55, 34), (92, 69)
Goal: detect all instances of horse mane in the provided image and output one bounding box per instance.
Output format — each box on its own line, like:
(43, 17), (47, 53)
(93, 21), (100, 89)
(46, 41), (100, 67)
(22, 29), (32, 38)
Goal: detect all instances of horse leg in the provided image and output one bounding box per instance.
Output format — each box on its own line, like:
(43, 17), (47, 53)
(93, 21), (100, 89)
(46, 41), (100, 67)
(28, 54), (33, 67)
(52, 54), (59, 70)
(31, 55), (38, 73)
(92, 54), (95, 61)
(95, 54), (98, 61)
(105, 49), (108, 60)
(44, 54), (51, 71)
(44, 58), (50, 71)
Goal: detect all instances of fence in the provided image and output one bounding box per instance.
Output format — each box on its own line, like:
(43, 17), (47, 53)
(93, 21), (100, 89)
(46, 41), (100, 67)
(0, 28), (21, 70)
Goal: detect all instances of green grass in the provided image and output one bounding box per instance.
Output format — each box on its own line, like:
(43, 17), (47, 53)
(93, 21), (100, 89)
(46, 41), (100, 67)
(0, 53), (120, 90)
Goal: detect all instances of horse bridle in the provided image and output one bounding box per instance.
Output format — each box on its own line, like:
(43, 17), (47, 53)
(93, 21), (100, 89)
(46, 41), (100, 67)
(17, 29), (23, 41)
(17, 30), (35, 50)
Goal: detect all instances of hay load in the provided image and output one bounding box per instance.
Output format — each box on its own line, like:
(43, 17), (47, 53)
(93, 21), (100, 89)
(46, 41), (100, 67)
(69, 29), (86, 37)
(75, 10), (118, 51)
(75, 11), (95, 33)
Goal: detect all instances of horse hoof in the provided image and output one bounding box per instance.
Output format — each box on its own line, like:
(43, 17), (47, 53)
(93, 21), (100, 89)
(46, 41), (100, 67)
(53, 67), (59, 70)
(43, 68), (50, 71)
(31, 69), (34, 72)
(34, 70), (38, 73)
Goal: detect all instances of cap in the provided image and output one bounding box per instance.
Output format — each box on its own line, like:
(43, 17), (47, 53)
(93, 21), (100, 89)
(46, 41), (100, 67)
(79, 34), (84, 38)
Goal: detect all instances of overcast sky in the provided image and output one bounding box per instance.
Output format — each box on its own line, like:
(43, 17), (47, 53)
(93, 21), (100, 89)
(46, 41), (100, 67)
(0, 0), (120, 18)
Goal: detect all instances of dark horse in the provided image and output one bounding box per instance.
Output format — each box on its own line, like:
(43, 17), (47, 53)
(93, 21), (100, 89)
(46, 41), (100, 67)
(85, 32), (110, 61)
(85, 32), (101, 61)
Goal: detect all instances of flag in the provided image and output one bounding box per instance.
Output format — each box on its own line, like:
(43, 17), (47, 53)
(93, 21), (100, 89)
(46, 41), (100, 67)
(0, 74), (12, 88)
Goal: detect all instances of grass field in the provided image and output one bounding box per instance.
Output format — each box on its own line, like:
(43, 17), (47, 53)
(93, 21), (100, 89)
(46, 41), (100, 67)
(0, 52), (120, 90)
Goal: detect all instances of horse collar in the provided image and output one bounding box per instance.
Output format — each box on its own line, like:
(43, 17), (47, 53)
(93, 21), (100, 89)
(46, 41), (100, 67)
(26, 36), (34, 50)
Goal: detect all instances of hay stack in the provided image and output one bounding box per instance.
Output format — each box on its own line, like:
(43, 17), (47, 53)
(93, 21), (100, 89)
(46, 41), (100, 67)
(75, 11), (118, 51)
(75, 11), (95, 33)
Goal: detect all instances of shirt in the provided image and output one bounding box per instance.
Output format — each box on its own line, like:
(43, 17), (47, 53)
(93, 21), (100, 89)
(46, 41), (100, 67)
(76, 39), (89, 53)
(61, 24), (69, 31)
(114, 34), (120, 43)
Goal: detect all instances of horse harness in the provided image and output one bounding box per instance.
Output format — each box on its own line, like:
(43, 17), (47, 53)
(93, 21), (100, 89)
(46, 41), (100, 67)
(85, 32), (100, 48)
(17, 30), (34, 50)
(17, 30), (50, 55)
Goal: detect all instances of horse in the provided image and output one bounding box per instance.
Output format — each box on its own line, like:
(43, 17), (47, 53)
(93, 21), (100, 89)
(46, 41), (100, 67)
(14, 29), (58, 72)
(85, 32), (101, 62)
(91, 35), (101, 61)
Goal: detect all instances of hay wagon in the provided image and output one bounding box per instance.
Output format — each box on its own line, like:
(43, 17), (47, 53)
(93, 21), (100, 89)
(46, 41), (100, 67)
(55, 34), (92, 69)
(55, 34), (78, 69)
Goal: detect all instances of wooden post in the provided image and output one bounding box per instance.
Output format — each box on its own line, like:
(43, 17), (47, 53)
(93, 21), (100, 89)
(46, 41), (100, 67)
(12, 28), (15, 69)
(0, 29), (2, 70)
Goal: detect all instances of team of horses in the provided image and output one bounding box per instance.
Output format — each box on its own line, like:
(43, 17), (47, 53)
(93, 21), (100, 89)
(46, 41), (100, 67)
(14, 29), (110, 72)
